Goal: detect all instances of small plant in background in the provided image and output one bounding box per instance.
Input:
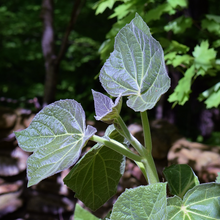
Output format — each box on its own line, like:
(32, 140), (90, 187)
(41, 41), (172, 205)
(15, 14), (220, 219)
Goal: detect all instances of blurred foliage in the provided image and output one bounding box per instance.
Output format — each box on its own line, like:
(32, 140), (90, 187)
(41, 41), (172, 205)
(0, 0), (114, 117)
(1, 0), (220, 137)
(0, 1), (43, 99)
(205, 132), (220, 146)
(94, 0), (220, 109)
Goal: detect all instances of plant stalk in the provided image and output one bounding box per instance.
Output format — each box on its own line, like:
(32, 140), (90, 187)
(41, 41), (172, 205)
(114, 116), (146, 156)
(141, 156), (159, 184)
(140, 111), (159, 183)
(140, 111), (152, 152)
(114, 115), (159, 183)
(90, 135), (142, 162)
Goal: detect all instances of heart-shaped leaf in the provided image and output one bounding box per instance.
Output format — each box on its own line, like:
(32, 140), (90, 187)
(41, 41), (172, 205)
(167, 183), (220, 219)
(100, 13), (170, 112)
(110, 183), (167, 220)
(163, 164), (199, 199)
(15, 99), (96, 187)
(92, 90), (122, 124)
(64, 125), (126, 211)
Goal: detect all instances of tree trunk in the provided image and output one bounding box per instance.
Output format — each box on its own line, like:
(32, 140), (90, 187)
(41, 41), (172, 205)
(41, 0), (57, 106)
(41, 0), (83, 106)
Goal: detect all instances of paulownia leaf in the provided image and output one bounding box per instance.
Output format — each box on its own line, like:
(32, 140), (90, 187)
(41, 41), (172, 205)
(163, 164), (199, 199)
(110, 183), (167, 220)
(64, 125), (125, 211)
(92, 90), (122, 124)
(15, 99), (96, 187)
(167, 183), (220, 219)
(100, 13), (170, 112)
(100, 13), (136, 62)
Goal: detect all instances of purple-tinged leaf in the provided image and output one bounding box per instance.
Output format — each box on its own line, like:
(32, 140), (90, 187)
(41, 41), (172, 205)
(92, 90), (122, 124)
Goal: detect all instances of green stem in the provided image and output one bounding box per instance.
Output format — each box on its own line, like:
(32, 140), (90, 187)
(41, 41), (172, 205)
(140, 111), (152, 153)
(114, 115), (158, 184)
(141, 156), (159, 184)
(135, 161), (149, 183)
(140, 111), (159, 183)
(90, 135), (142, 162)
(114, 116), (147, 156)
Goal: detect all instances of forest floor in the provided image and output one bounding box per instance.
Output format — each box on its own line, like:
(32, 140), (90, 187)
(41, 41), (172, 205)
(0, 106), (220, 219)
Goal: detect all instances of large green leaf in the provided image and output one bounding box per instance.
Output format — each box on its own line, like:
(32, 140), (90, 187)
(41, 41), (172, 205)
(99, 13), (170, 112)
(167, 183), (220, 219)
(163, 164), (199, 199)
(110, 183), (167, 220)
(15, 99), (96, 187)
(64, 125), (125, 211)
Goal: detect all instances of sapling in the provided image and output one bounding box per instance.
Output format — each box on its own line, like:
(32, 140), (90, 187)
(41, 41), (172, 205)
(15, 13), (220, 220)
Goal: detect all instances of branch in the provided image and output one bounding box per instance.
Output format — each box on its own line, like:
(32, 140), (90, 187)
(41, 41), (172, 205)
(55, 0), (84, 66)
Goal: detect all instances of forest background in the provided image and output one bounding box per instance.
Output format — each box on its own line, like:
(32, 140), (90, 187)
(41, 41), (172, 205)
(1, 0), (220, 144)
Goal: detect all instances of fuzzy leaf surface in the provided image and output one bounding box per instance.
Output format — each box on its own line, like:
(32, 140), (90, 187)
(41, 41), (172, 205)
(64, 125), (125, 211)
(167, 183), (220, 219)
(110, 183), (167, 220)
(15, 99), (96, 186)
(100, 13), (170, 112)
(163, 164), (199, 199)
(92, 90), (122, 124)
